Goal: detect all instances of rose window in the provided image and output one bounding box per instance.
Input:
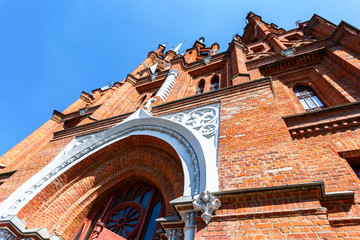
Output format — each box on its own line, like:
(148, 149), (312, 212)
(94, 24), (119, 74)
(104, 202), (143, 238)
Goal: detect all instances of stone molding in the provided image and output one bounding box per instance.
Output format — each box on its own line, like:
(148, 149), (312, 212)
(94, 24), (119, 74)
(283, 101), (360, 139)
(1, 109), (219, 219)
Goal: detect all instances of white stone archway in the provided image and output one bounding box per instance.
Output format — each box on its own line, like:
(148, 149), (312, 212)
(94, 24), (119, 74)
(0, 107), (219, 220)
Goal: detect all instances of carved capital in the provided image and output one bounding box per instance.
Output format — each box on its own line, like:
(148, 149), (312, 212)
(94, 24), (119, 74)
(182, 212), (196, 227)
(193, 191), (221, 224)
(165, 229), (183, 240)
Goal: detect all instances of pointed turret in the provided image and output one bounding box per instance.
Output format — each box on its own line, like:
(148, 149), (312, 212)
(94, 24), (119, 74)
(150, 61), (159, 74)
(173, 40), (185, 53)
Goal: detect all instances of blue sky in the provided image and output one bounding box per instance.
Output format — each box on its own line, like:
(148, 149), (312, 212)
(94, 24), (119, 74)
(0, 0), (359, 157)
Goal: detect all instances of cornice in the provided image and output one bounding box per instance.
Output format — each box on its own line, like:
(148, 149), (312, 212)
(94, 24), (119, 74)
(134, 70), (169, 87)
(283, 101), (360, 139)
(258, 47), (325, 75)
(159, 181), (354, 232)
(125, 74), (138, 86)
(51, 105), (101, 124)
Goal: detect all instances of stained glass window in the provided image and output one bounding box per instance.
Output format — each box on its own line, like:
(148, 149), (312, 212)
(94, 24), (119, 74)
(71, 183), (164, 240)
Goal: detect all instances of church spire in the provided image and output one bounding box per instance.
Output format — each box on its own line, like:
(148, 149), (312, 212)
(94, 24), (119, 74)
(173, 40), (184, 53)
(150, 61), (159, 74)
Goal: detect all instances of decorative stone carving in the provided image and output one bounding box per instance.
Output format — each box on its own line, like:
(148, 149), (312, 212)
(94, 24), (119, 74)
(182, 212), (196, 228)
(193, 191), (221, 224)
(144, 98), (156, 111)
(151, 72), (158, 81)
(281, 47), (296, 57)
(170, 106), (219, 139)
(165, 229), (183, 240)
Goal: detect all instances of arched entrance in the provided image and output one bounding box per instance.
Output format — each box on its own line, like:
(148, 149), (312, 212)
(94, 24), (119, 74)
(17, 135), (184, 239)
(71, 182), (165, 240)
(0, 109), (219, 239)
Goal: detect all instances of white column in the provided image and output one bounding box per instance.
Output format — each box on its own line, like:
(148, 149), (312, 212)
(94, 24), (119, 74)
(155, 68), (180, 101)
(182, 212), (196, 240)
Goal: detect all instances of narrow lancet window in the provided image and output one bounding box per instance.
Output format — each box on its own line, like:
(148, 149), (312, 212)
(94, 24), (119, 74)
(196, 80), (205, 95)
(210, 75), (219, 91)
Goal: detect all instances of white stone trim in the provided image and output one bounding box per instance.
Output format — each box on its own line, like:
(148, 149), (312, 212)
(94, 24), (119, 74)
(0, 109), (218, 219)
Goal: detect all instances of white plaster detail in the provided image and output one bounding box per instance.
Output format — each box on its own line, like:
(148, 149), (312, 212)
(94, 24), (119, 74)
(165, 229), (183, 240)
(144, 69), (180, 111)
(203, 56), (211, 65)
(254, 22), (264, 38)
(193, 191), (221, 224)
(173, 41), (184, 54)
(163, 103), (220, 150)
(100, 82), (113, 91)
(79, 107), (88, 116)
(266, 167), (293, 174)
(280, 47), (296, 57)
(141, 61), (148, 68)
(0, 109), (218, 219)
(151, 72), (158, 81)
(150, 62), (159, 74)
(144, 98), (156, 111)
(155, 68), (180, 101)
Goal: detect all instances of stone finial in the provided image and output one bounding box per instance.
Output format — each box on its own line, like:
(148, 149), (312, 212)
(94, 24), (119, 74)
(165, 229), (183, 240)
(193, 191), (221, 224)
(173, 40), (185, 53)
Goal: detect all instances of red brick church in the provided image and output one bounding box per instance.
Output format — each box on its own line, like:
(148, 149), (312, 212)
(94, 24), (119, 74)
(1, 12), (360, 239)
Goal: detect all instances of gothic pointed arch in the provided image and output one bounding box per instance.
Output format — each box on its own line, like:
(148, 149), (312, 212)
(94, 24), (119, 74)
(196, 79), (205, 95)
(210, 75), (220, 91)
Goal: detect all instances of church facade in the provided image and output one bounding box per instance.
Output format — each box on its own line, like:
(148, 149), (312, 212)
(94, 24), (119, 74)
(1, 12), (360, 239)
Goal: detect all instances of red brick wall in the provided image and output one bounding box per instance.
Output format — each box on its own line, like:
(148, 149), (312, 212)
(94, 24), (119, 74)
(18, 135), (183, 238)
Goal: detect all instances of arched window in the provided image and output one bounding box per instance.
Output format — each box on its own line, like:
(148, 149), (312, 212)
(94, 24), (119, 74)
(210, 75), (219, 91)
(71, 183), (165, 240)
(196, 80), (205, 95)
(294, 86), (325, 112)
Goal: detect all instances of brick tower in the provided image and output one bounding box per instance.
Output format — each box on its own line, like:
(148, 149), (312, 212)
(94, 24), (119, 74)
(1, 12), (360, 239)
